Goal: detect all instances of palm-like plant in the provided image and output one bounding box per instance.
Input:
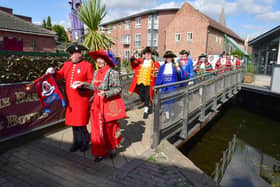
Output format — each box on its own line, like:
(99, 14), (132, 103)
(78, 0), (114, 51)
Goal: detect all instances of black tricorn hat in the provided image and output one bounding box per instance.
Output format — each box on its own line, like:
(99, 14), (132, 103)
(142, 46), (158, 56)
(66, 43), (88, 54)
(179, 50), (188, 55)
(163, 50), (177, 58)
(199, 53), (207, 58)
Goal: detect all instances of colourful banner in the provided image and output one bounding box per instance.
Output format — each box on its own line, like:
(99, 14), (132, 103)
(0, 81), (65, 141)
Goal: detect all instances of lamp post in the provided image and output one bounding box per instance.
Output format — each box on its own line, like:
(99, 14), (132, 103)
(69, 0), (84, 43)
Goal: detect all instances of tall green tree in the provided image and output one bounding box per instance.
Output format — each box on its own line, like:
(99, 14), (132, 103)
(46, 16), (52, 30)
(78, 0), (114, 51)
(52, 25), (69, 42)
(42, 19), (47, 28)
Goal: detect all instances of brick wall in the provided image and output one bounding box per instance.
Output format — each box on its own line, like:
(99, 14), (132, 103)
(158, 10), (177, 57)
(207, 27), (225, 55)
(164, 3), (209, 60)
(0, 31), (56, 52)
(105, 10), (177, 59)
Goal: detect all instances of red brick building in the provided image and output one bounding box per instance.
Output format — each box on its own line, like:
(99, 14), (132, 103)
(0, 6), (57, 53)
(101, 2), (245, 60)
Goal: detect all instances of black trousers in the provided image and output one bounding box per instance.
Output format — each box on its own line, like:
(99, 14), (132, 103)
(137, 83), (150, 108)
(72, 126), (90, 147)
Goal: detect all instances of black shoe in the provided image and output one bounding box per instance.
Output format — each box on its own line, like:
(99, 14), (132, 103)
(80, 144), (89, 152)
(69, 144), (80, 152)
(148, 107), (153, 114)
(110, 149), (117, 159)
(94, 156), (104, 162)
(143, 112), (148, 119)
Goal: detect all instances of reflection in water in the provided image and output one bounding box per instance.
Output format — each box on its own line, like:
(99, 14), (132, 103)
(179, 103), (280, 186)
(221, 139), (280, 187)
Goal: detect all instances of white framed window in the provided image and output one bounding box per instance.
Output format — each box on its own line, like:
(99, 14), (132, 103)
(187, 32), (192, 41)
(153, 33), (158, 47)
(147, 32), (158, 47)
(124, 49), (130, 59)
(122, 34), (131, 45)
(113, 25), (116, 30)
(148, 32), (152, 46)
(135, 34), (141, 48)
(119, 23), (122, 29)
(107, 25), (112, 34)
(148, 15), (153, 29)
(175, 33), (181, 42)
(100, 26), (105, 33)
(135, 17), (141, 28)
(219, 37), (222, 44)
(154, 15), (159, 29)
(125, 20), (130, 30)
(216, 35), (218, 43)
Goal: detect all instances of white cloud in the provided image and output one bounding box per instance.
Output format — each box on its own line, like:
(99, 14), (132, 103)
(102, 0), (182, 23)
(189, 0), (238, 20)
(256, 11), (280, 22)
(57, 20), (71, 29)
(188, 0), (280, 24)
(102, 0), (157, 9)
(33, 21), (41, 25)
(240, 24), (266, 30)
(154, 1), (182, 9)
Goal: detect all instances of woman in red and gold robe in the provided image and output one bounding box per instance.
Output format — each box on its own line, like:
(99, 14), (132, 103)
(75, 50), (123, 162)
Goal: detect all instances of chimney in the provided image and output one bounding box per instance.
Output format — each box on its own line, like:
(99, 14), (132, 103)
(14, 14), (32, 23)
(0, 6), (13, 14)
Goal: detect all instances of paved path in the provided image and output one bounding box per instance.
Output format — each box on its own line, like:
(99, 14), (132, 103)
(0, 109), (217, 187)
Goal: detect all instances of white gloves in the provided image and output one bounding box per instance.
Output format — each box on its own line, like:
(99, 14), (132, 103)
(46, 67), (56, 75)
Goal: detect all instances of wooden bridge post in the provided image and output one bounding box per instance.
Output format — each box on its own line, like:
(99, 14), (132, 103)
(199, 81), (206, 122)
(152, 89), (161, 149)
(212, 76), (218, 112)
(179, 88), (189, 139)
(221, 74), (226, 103)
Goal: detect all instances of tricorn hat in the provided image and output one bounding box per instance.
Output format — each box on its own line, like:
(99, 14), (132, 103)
(163, 50), (177, 58)
(88, 50), (118, 67)
(179, 50), (188, 55)
(198, 53), (207, 59)
(142, 46), (158, 56)
(66, 43), (88, 54)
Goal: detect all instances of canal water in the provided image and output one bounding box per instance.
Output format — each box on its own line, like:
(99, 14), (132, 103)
(180, 91), (280, 186)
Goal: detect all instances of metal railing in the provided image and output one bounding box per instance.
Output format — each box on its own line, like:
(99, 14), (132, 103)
(152, 67), (243, 148)
(119, 73), (142, 110)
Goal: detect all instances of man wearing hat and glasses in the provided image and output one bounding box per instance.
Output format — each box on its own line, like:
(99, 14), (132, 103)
(129, 46), (160, 119)
(46, 43), (94, 152)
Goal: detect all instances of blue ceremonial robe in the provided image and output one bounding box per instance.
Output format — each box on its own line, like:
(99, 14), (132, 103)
(155, 63), (186, 93)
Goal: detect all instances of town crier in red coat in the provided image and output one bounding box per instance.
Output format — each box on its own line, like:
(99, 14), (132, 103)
(129, 47), (160, 119)
(46, 43), (94, 152)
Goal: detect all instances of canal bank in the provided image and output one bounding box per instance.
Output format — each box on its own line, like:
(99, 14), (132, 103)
(179, 90), (280, 186)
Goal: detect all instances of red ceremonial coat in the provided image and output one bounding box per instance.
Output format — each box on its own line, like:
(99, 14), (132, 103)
(225, 57), (232, 71)
(128, 57), (160, 101)
(90, 65), (122, 157)
(56, 60), (94, 126)
(215, 58), (225, 74)
(235, 59), (241, 69)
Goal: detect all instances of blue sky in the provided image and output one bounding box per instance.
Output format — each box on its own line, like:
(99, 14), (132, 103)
(0, 0), (279, 39)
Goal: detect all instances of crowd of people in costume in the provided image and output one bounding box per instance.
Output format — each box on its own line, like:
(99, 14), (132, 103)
(43, 43), (242, 162)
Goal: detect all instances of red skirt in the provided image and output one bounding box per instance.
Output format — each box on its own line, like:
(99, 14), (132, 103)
(90, 94), (122, 157)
